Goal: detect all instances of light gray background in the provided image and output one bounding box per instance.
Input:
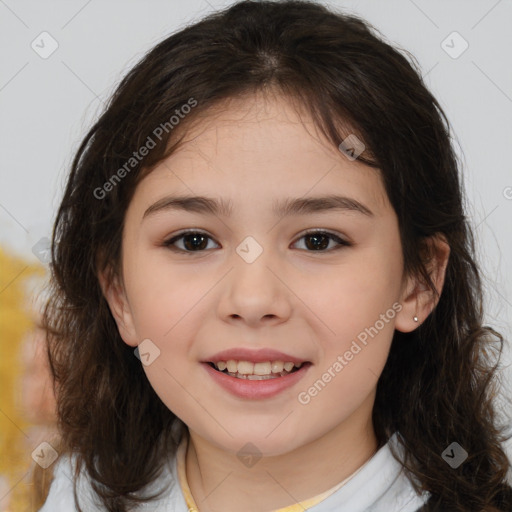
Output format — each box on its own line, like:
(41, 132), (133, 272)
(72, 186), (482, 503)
(1, 0), (511, 463)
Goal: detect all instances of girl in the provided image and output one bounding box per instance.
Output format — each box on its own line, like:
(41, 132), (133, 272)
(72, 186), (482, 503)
(37, 1), (512, 511)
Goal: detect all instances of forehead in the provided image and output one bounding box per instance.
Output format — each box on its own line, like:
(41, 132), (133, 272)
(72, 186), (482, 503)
(132, 92), (391, 218)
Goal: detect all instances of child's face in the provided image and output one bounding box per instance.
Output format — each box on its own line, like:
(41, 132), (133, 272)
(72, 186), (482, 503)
(107, 92), (413, 456)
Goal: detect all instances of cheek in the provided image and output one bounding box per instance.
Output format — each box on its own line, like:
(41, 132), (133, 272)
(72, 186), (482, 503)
(302, 250), (401, 340)
(300, 248), (401, 398)
(125, 248), (203, 336)
(296, 304), (396, 428)
(123, 252), (210, 402)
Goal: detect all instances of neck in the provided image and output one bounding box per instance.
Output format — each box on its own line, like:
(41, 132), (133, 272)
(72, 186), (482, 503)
(184, 394), (379, 512)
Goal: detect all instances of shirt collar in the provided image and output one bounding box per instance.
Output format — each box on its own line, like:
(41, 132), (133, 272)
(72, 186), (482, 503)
(174, 430), (402, 512)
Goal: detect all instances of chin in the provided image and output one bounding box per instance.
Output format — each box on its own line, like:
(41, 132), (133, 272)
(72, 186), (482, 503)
(199, 424), (310, 458)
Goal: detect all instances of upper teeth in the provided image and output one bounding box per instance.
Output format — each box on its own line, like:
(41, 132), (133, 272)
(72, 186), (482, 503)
(214, 360), (302, 375)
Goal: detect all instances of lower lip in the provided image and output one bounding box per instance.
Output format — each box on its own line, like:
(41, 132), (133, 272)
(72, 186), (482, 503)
(202, 362), (312, 400)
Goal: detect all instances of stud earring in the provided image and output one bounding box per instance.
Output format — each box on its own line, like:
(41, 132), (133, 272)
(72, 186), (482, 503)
(413, 316), (418, 322)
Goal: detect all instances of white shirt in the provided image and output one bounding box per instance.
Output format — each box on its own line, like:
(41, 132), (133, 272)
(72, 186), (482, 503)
(39, 431), (430, 512)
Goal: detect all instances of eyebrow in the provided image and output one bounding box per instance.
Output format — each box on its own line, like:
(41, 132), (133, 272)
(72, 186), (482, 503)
(142, 194), (374, 221)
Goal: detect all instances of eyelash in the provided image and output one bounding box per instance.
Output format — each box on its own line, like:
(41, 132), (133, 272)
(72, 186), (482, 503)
(162, 229), (352, 255)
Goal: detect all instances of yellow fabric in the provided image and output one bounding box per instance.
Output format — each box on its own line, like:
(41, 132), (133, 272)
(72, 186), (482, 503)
(176, 432), (365, 512)
(0, 246), (47, 512)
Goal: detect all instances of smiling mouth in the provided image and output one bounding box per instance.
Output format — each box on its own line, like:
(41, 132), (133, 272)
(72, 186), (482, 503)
(207, 361), (311, 380)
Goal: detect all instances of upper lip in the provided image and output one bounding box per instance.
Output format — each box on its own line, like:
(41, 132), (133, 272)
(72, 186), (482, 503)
(203, 348), (309, 364)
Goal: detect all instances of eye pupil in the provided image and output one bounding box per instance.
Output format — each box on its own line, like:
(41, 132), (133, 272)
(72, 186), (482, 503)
(183, 233), (208, 251)
(305, 233), (329, 251)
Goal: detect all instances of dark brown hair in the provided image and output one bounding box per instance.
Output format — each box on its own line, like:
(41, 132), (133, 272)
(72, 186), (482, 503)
(40, 1), (512, 510)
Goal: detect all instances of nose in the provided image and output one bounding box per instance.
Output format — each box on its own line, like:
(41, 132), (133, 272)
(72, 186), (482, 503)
(216, 244), (292, 328)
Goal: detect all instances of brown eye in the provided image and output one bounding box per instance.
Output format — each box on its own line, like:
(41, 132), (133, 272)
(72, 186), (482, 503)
(163, 231), (219, 253)
(293, 231), (351, 252)
(163, 229), (351, 255)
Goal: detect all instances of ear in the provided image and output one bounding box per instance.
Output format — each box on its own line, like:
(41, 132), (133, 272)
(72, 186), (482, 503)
(395, 233), (450, 333)
(98, 266), (139, 347)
